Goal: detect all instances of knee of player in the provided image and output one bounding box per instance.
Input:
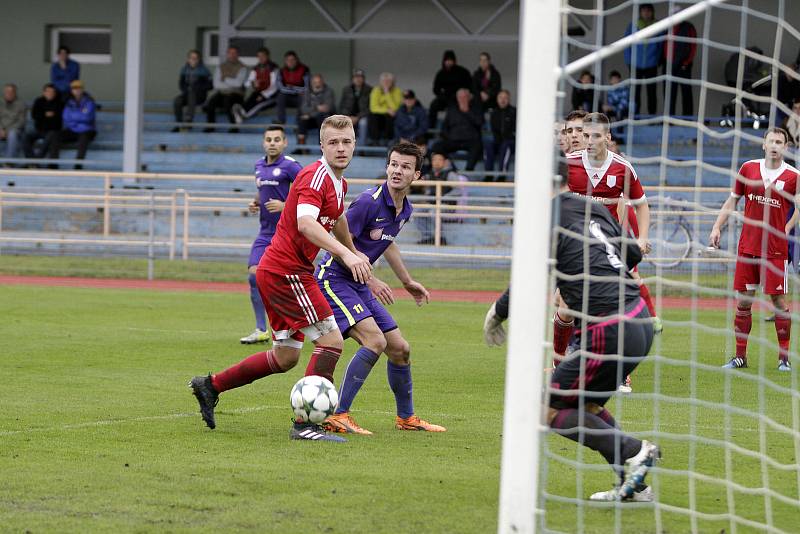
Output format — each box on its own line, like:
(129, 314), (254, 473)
(387, 338), (411, 364)
(274, 347), (301, 369)
(364, 333), (387, 355)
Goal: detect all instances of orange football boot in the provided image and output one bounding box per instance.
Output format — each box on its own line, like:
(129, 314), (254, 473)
(395, 414), (446, 432)
(322, 412), (373, 435)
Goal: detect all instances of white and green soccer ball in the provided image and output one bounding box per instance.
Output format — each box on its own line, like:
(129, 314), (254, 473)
(290, 375), (339, 424)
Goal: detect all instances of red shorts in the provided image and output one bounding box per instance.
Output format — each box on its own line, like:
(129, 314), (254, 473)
(256, 270), (335, 344)
(733, 254), (788, 295)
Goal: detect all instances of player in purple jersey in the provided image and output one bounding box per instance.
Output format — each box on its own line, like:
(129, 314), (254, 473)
(314, 142), (446, 434)
(241, 125), (303, 344)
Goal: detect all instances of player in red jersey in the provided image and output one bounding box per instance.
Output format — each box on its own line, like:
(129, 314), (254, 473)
(710, 128), (798, 372)
(563, 112), (654, 392)
(190, 115), (373, 441)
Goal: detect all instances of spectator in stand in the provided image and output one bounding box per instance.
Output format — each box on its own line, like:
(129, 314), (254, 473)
(432, 88), (483, 172)
(414, 135), (432, 179)
(52, 80), (96, 169)
(663, 5), (697, 116)
(339, 69), (372, 146)
(428, 50), (472, 126)
(368, 72), (403, 146)
(416, 151), (467, 245)
(203, 45), (247, 132)
(297, 74), (335, 147)
(602, 70), (630, 133)
(232, 47), (279, 125)
(23, 83), (63, 163)
(783, 97), (800, 167)
(571, 70), (596, 112)
(485, 89), (516, 181)
(777, 59), (800, 126)
(394, 90), (428, 143)
(0, 84), (26, 163)
(472, 52), (502, 112)
(275, 50), (310, 125)
(624, 3), (663, 115)
(50, 46), (80, 99)
(172, 49), (212, 131)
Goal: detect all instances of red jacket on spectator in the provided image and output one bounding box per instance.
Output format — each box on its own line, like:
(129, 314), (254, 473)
(664, 21), (697, 67)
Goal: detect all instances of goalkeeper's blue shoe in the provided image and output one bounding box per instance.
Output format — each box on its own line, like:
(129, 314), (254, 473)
(619, 440), (660, 500)
(722, 357), (748, 369)
(290, 421), (347, 442)
(778, 360), (792, 372)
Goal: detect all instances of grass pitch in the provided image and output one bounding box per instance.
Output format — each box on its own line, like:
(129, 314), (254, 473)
(2, 283), (799, 533)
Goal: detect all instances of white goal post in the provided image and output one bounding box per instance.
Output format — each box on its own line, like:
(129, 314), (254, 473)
(497, 1), (731, 532)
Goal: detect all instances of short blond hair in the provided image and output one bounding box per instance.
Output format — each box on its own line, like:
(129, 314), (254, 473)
(320, 114), (354, 141)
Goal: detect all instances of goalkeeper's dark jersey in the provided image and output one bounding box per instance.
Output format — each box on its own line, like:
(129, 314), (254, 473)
(554, 192), (642, 316)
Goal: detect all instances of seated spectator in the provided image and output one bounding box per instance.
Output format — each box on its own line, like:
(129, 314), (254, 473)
(297, 74), (335, 146)
(0, 83), (26, 163)
(416, 151), (467, 245)
(368, 72), (403, 146)
(50, 46), (80, 99)
(485, 89), (516, 181)
(602, 70), (631, 133)
(429, 50), (472, 126)
(394, 90), (428, 143)
(172, 49), (212, 131)
(23, 83), (63, 163)
(783, 97), (800, 167)
(275, 50), (310, 125)
(203, 45), (247, 132)
(571, 70), (595, 112)
(472, 52), (502, 112)
(432, 88), (483, 171)
(232, 47), (279, 124)
(339, 69), (372, 146)
(414, 135), (432, 178)
(52, 80), (96, 169)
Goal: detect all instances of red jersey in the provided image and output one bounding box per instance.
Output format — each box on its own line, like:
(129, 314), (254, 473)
(566, 150), (646, 221)
(259, 159), (347, 274)
(733, 159), (798, 259)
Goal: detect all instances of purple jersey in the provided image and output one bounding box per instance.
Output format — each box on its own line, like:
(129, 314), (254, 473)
(255, 154), (302, 237)
(316, 182), (413, 280)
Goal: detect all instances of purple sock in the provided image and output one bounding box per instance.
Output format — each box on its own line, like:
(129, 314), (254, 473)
(248, 273), (267, 331)
(335, 347), (379, 414)
(387, 361), (414, 418)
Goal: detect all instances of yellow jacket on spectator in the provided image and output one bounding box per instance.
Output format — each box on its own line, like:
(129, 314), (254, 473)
(369, 86), (403, 115)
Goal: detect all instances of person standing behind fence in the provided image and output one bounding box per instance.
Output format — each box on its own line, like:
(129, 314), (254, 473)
(50, 46), (80, 100)
(172, 50), (212, 132)
(662, 5), (697, 116)
(623, 3), (663, 115)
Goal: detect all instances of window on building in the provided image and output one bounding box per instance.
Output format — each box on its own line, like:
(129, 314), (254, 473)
(49, 26), (112, 64)
(201, 29), (265, 67)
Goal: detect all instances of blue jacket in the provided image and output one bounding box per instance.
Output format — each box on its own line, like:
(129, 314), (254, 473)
(623, 21), (663, 69)
(51, 60), (81, 94)
(63, 95), (96, 133)
(394, 102), (428, 141)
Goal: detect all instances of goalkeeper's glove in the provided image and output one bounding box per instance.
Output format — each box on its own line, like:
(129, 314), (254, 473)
(483, 302), (507, 347)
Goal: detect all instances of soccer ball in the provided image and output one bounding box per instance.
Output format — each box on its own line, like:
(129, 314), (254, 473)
(290, 375), (339, 424)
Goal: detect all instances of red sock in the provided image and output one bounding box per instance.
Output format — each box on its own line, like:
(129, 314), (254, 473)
(553, 312), (574, 356)
(211, 350), (284, 393)
(775, 309), (791, 363)
(305, 345), (342, 383)
(639, 283), (656, 317)
(734, 308), (752, 360)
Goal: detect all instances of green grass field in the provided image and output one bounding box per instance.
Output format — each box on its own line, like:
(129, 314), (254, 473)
(2, 283), (799, 533)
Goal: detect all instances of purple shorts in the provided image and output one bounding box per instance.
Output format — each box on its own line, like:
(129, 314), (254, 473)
(248, 234), (273, 267)
(315, 270), (398, 337)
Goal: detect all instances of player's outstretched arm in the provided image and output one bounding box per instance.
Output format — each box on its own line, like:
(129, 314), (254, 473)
(709, 195), (739, 248)
(633, 201), (651, 254)
(384, 242), (430, 306)
(298, 215), (372, 283)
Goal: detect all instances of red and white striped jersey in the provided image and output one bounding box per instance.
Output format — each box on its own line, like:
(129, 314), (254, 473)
(566, 149), (646, 221)
(259, 158), (347, 274)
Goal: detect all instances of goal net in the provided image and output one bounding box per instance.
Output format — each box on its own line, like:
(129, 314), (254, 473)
(501, 1), (800, 532)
